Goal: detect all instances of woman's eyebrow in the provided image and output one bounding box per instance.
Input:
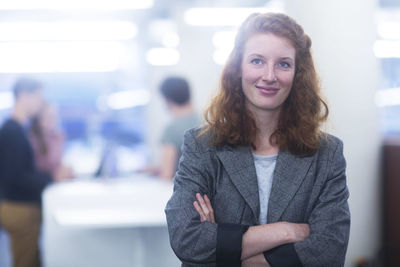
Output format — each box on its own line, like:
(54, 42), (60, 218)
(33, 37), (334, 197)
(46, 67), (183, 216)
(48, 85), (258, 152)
(280, 57), (295, 61)
(247, 53), (265, 58)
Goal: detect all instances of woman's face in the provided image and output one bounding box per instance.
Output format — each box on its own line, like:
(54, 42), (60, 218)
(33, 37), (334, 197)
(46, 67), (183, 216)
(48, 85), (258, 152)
(39, 105), (58, 132)
(26, 89), (43, 117)
(241, 33), (296, 115)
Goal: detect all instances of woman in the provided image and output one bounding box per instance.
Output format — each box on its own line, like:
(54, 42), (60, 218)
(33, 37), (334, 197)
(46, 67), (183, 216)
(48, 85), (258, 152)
(165, 12), (350, 267)
(30, 103), (74, 181)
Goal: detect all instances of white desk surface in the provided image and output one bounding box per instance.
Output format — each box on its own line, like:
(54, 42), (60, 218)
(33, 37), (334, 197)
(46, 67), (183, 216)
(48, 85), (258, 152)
(42, 174), (174, 228)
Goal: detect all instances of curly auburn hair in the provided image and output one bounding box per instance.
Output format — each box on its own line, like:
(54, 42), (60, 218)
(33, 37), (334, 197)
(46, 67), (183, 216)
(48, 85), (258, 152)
(201, 12), (328, 155)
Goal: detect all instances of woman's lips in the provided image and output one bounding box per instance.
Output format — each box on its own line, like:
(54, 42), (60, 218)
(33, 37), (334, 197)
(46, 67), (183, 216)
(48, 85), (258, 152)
(256, 85), (279, 95)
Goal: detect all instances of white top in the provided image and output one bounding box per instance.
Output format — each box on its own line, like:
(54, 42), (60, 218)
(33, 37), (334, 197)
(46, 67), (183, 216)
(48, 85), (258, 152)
(252, 153), (278, 225)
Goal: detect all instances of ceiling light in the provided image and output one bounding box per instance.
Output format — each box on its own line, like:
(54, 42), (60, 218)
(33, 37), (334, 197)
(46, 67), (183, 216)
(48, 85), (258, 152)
(213, 30), (236, 49)
(148, 20), (180, 48)
(184, 8), (274, 26)
(375, 87), (400, 107)
(0, 91), (14, 110)
(107, 90), (150, 110)
(0, 21), (137, 41)
(0, 41), (126, 73)
(146, 48), (180, 66)
(373, 40), (400, 58)
(0, 0), (153, 10)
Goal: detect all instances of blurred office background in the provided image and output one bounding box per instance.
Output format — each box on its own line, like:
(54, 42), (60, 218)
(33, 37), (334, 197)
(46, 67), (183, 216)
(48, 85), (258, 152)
(0, 0), (399, 266)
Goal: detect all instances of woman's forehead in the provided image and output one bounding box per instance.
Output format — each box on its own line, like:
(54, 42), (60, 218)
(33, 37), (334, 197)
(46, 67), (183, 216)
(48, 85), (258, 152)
(242, 33), (295, 58)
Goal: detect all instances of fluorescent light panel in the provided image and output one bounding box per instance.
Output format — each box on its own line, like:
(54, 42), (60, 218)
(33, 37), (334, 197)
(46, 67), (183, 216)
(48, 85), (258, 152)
(0, 91), (14, 110)
(212, 31), (237, 65)
(375, 87), (400, 107)
(148, 20), (180, 48)
(0, 21), (137, 41)
(0, 0), (153, 10)
(184, 8), (273, 26)
(146, 48), (180, 66)
(107, 90), (151, 110)
(0, 41), (126, 73)
(374, 40), (400, 58)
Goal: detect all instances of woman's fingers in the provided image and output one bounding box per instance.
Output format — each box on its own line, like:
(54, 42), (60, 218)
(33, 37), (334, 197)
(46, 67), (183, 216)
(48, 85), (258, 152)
(204, 194), (215, 223)
(196, 193), (211, 221)
(193, 193), (216, 223)
(193, 201), (206, 222)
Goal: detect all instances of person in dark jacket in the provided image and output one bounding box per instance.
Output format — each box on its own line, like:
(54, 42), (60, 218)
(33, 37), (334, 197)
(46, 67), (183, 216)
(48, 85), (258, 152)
(0, 77), (69, 267)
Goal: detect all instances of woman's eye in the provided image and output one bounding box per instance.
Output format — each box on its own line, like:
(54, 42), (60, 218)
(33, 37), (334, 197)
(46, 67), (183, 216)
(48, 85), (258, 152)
(278, 62), (291, 68)
(250, 58), (263, 65)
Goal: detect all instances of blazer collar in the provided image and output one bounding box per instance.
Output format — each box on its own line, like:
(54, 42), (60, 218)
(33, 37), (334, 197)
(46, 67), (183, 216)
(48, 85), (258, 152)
(216, 145), (260, 224)
(267, 150), (314, 222)
(216, 145), (314, 224)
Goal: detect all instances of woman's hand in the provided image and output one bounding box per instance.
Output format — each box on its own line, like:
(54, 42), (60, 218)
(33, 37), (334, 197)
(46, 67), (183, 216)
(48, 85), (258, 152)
(53, 164), (75, 182)
(193, 193), (215, 223)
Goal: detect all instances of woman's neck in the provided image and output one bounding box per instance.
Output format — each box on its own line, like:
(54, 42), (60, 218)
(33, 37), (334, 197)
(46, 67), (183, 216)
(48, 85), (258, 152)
(251, 109), (280, 156)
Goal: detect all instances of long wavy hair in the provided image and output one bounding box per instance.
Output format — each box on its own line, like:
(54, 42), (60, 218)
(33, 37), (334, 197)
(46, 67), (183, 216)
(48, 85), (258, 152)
(201, 12), (328, 155)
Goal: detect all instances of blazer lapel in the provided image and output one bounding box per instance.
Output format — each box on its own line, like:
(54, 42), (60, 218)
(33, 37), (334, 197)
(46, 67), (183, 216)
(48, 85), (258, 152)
(216, 145), (260, 223)
(267, 150), (314, 223)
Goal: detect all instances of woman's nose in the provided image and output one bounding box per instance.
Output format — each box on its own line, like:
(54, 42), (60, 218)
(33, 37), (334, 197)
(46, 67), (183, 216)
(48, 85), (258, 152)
(262, 65), (277, 82)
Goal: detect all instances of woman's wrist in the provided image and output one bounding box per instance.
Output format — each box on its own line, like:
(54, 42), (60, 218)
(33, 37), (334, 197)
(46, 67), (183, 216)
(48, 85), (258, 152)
(275, 222), (294, 243)
(279, 221), (310, 243)
(242, 223), (292, 259)
(241, 222), (310, 260)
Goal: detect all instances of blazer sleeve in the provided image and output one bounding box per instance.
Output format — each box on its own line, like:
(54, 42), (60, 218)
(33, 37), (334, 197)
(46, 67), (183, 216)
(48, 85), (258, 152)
(165, 129), (247, 266)
(267, 139), (350, 267)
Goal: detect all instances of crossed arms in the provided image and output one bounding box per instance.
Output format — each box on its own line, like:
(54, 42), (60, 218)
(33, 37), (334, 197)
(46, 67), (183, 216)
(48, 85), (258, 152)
(165, 130), (350, 267)
(194, 193), (309, 266)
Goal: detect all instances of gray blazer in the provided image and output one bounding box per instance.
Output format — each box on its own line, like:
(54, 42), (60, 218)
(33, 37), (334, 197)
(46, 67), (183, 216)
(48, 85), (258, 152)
(165, 128), (350, 267)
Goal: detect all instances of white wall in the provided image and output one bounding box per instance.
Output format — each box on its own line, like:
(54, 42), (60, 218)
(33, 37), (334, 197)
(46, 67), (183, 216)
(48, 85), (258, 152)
(285, 0), (381, 265)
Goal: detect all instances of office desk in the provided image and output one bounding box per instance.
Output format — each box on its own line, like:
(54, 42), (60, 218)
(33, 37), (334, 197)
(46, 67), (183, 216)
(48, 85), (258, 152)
(42, 175), (180, 267)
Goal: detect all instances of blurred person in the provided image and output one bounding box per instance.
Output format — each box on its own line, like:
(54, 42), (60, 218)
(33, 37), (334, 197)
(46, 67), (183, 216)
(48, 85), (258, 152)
(0, 78), (70, 267)
(159, 76), (200, 180)
(30, 102), (74, 181)
(145, 76), (200, 180)
(165, 13), (350, 267)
